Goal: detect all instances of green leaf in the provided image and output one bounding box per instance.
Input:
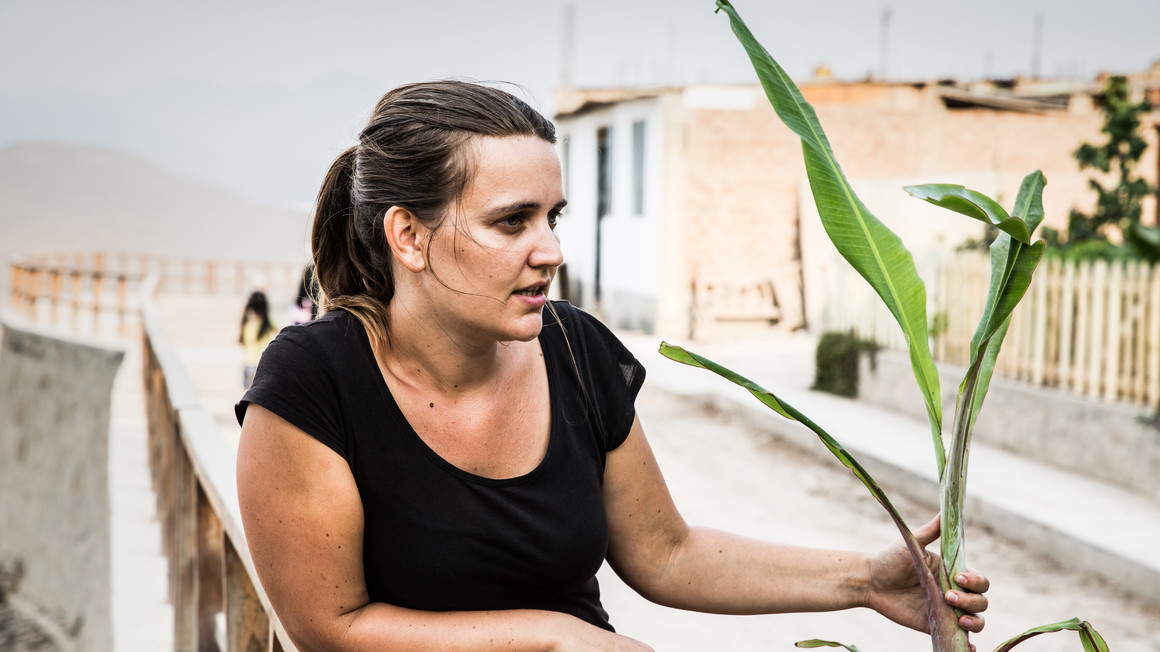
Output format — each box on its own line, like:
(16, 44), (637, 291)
(715, 0), (944, 475)
(1010, 171), (1048, 235)
(957, 173), (1048, 441)
(796, 640), (863, 651)
(993, 618), (1111, 652)
(904, 184), (1031, 244)
(954, 173), (1047, 443)
(942, 174), (1047, 591)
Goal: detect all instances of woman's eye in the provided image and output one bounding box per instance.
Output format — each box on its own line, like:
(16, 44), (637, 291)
(548, 211), (563, 229)
(499, 216), (525, 228)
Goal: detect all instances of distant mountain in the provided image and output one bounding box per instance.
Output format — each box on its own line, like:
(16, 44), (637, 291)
(0, 142), (313, 264)
(0, 74), (384, 208)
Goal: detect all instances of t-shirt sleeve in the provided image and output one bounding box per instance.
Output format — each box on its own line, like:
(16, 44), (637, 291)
(564, 304), (646, 451)
(234, 325), (347, 459)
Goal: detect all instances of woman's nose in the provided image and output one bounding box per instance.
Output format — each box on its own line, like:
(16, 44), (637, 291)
(529, 219), (564, 268)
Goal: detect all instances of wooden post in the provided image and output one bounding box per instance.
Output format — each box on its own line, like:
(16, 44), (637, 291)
(175, 436), (198, 652)
(25, 267), (38, 321)
(1148, 263), (1160, 408)
(1042, 258), (1061, 387)
(1103, 261), (1122, 401)
(1073, 260), (1090, 394)
(197, 485), (225, 652)
(1087, 260), (1107, 398)
(1128, 260), (1146, 404)
(71, 270), (83, 331)
(1031, 258), (1049, 386)
(118, 274), (129, 337)
(93, 272), (105, 335)
(49, 269), (62, 325)
(19, 265), (31, 317)
(225, 538), (271, 652)
(9, 265), (21, 315)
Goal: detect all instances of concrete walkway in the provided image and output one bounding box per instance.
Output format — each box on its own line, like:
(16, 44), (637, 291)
(615, 329), (1160, 607)
(108, 340), (173, 651)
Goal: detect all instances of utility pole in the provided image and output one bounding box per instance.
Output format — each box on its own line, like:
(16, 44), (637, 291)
(560, 3), (575, 90)
(1031, 10), (1044, 79)
(879, 6), (892, 80)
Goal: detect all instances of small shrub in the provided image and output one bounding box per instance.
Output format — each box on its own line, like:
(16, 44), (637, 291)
(811, 331), (876, 397)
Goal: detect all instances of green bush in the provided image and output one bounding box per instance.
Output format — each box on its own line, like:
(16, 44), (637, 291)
(811, 331), (876, 397)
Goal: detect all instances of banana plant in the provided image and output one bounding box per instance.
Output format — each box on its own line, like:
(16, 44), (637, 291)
(655, 2), (1110, 650)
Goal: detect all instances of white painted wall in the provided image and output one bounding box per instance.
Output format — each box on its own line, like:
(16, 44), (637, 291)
(556, 97), (667, 329)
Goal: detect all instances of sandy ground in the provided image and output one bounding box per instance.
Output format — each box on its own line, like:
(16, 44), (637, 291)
(161, 295), (1160, 652)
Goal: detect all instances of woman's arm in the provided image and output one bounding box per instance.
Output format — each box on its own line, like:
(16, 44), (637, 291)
(601, 414), (988, 632)
(236, 405), (653, 652)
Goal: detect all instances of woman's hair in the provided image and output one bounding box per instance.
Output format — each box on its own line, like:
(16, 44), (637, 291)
(240, 291), (275, 343)
(311, 80), (557, 343)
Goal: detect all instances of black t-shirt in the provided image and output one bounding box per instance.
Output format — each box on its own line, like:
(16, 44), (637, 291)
(236, 301), (646, 631)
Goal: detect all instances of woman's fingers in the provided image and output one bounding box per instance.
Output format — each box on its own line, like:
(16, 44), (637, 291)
(955, 570), (991, 594)
(912, 514), (941, 547)
(957, 612), (986, 633)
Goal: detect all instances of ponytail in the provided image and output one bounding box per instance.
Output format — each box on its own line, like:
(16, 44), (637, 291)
(310, 146), (393, 343)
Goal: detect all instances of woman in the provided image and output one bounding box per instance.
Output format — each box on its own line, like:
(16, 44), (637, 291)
(235, 80), (988, 651)
(238, 290), (276, 388)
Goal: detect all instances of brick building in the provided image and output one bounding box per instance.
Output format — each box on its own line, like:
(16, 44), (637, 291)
(552, 67), (1160, 340)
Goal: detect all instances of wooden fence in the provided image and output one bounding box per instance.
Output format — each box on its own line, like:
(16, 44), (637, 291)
(824, 253), (1160, 409)
(141, 285), (296, 651)
(7, 252), (302, 340)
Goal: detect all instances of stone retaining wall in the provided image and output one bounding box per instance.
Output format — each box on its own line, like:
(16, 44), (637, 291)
(0, 321), (124, 652)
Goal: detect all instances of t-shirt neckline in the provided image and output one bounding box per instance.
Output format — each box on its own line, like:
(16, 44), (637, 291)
(353, 313), (560, 487)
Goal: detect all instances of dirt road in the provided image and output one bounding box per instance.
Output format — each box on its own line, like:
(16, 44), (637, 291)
(601, 385), (1160, 652)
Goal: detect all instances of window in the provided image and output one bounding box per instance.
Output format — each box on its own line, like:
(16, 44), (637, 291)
(561, 136), (571, 198)
(596, 126), (612, 218)
(631, 120), (646, 215)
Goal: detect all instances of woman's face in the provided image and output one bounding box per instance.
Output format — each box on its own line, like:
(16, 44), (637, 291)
(420, 135), (566, 344)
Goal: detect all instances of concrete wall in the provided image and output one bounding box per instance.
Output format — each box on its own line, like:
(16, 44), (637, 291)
(0, 320), (124, 652)
(556, 97), (668, 333)
(858, 350), (1160, 503)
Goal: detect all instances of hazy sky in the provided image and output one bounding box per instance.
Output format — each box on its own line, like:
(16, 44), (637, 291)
(3, 0), (1158, 208)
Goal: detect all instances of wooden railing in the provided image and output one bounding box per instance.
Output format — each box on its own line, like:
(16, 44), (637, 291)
(20, 251), (302, 296)
(7, 253), (303, 340)
(8, 262), (143, 338)
(824, 253), (1160, 409)
(141, 282), (297, 651)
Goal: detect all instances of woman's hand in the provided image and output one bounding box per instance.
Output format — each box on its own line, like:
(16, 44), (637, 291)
(866, 515), (989, 636)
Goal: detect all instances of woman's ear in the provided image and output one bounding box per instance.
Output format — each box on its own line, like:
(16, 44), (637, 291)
(383, 205), (426, 273)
